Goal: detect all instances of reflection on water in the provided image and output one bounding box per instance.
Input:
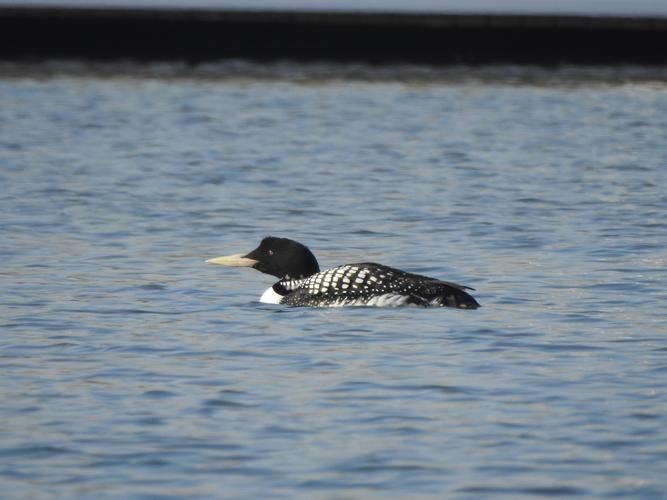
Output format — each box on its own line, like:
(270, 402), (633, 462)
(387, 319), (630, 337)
(1, 62), (666, 498)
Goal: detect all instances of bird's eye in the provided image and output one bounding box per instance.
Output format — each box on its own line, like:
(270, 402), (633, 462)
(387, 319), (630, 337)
(268, 249), (274, 256)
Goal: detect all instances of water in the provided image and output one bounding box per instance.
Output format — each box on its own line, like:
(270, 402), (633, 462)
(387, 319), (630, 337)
(1, 62), (667, 498)
(4, 0), (667, 18)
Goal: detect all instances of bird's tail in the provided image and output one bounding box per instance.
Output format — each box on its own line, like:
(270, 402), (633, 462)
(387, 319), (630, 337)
(416, 281), (480, 309)
(436, 288), (480, 309)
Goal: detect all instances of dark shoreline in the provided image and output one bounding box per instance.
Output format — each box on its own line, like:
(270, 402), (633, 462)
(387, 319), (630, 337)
(2, 6), (667, 64)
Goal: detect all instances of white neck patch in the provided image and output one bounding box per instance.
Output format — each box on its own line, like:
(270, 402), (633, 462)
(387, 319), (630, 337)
(259, 286), (284, 304)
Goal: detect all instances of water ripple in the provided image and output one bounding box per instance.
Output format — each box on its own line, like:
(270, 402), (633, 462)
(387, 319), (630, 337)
(1, 64), (666, 498)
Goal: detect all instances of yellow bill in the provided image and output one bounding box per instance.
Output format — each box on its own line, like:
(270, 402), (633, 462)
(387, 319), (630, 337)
(206, 253), (258, 267)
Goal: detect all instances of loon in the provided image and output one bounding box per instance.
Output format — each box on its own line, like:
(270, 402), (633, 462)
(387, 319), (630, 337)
(206, 237), (480, 309)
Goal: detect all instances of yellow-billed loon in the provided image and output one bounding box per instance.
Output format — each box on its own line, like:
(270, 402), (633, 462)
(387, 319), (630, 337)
(206, 237), (480, 309)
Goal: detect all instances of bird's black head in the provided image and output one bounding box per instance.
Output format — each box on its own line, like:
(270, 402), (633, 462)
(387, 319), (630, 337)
(243, 237), (320, 280)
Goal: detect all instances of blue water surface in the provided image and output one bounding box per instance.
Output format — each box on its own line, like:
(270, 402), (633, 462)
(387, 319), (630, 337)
(1, 62), (666, 498)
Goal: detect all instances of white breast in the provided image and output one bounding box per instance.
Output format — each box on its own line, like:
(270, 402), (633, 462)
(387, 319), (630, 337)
(259, 286), (283, 304)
